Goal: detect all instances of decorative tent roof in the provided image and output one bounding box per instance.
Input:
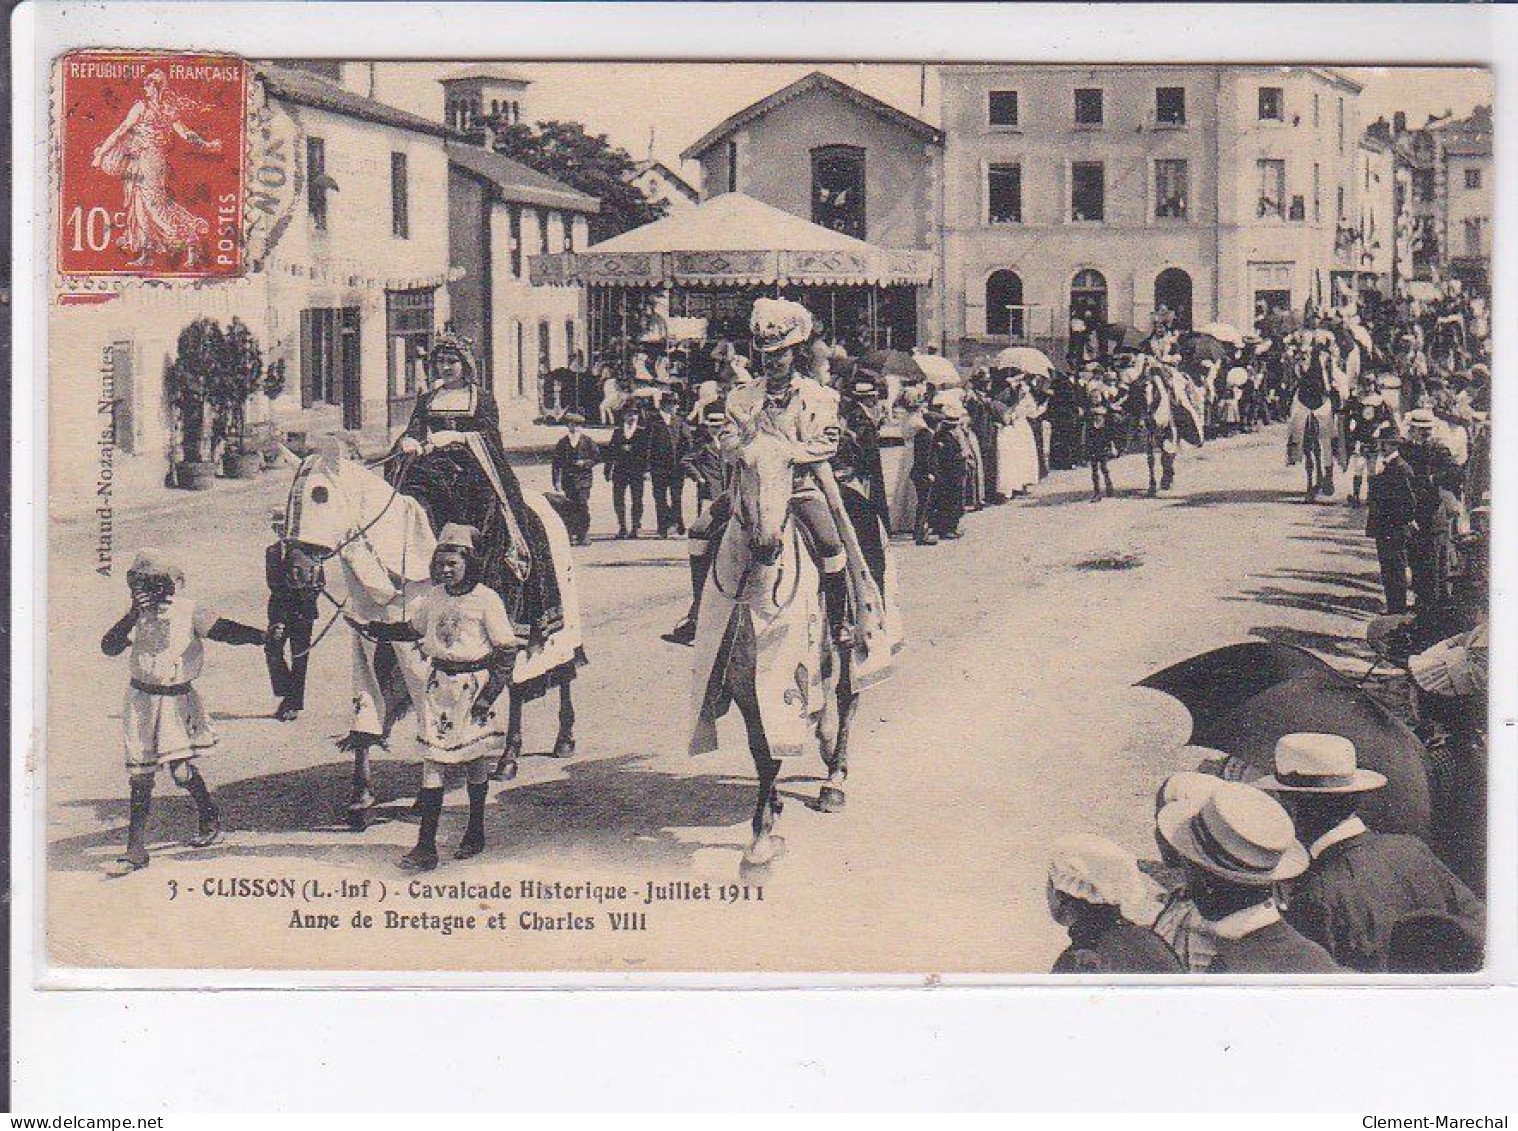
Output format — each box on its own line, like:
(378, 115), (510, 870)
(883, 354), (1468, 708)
(530, 193), (933, 287)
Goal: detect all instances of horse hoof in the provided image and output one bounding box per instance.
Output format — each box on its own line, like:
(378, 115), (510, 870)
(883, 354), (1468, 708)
(742, 835), (787, 869)
(490, 757), (519, 782)
(818, 786), (847, 813)
(346, 789), (377, 812)
(552, 736), (576, 760)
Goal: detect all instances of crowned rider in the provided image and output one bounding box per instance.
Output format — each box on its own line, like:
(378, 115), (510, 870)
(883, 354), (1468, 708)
(387, 331), (566, 653)
(665, 298), (852, 648)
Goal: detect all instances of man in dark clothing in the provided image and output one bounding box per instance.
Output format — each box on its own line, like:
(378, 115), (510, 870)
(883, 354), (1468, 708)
(1082, 373), (1118, 502)
(1401, 413), (1465, 616)
(603, 407), (650, 538)
(264, 510), (323, 721)
(1156, 780), (1339, 974)
(1258, 732), (1484, 973)
(550, 413), (600, 546)
(645, 398), (687, 537)
(911, 403), (967, 544)
(1366, 437), (1418, 613)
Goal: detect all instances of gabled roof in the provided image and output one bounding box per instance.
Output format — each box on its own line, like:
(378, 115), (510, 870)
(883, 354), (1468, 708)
(446, 141), (599, 214)
(631, 159), (700, 202)
(258, 64), (459, 140)
(681, 70), (942, 162)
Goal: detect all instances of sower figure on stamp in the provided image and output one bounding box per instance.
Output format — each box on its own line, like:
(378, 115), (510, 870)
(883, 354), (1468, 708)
(665, 299), (853, 648)
(348, 525), (519, 873)
(264, 508), (323, 721)
(101, 548), (265, 874)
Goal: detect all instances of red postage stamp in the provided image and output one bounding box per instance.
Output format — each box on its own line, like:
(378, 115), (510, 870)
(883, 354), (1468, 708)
(57, 51), (248, 278)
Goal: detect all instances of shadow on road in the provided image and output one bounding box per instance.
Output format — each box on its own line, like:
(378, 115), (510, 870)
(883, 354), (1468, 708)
(50, 754), (757, 874)
(1167, 487), (1303, 507)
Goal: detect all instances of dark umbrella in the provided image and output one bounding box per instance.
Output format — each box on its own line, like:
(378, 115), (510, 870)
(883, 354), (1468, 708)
(1179, 331), (1230, 366)
(1258, 309), (1301, 340)
(1137, 642), (1432, 838)
(861, 349), (922, 381)
(1099, 322), (1147, 355)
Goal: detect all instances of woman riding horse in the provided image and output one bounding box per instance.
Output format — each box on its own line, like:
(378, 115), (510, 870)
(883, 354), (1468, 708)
(388, 333), (581, 764)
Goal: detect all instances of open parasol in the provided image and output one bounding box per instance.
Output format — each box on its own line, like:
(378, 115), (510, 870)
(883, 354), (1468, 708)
(1137, 642), (1432, 838)
(991, 345), (1055, 377)
(1193, 321), (1246, 347)
(912, 352), (963, 386)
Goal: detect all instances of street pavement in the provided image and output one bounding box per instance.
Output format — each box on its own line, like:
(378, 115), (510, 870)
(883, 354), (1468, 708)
(43, 424), (1390, 973)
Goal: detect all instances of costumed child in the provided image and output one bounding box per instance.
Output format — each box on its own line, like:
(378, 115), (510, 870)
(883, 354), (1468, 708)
(347, 524), (519, 873)
(101, 548), (266, 874)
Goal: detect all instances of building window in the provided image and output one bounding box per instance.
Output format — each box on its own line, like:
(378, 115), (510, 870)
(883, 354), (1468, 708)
(1154, 267), (1194, 329)
(565, 320), (578, 366)
(565, 217), (576, 252)
(1070, 269), (1108, 326)
(385, 289), (434, 401)
(1337, 97), (1345, 151)
(1337, 184), (1345, 221)
(1465, 168), (1482, 190)
(1074, 88), (1103, 126)
(811, 145), (866, 239)
(390, 152), (409, 239)
(1313, 92), (1320, 128)
(1154, 159), (1188, 219)
(1156, 86), (1186, 126)
(1463, 218), (1485, 257)
(537, 320), (552, 378)
(1313, 162), (1321, 221)
(988, 90), (1019, 128)
(1256, 158), (1286, 219)
(987, 163), (1022, 224)
(726, 138), (738, 193)
(985, 270), (1024, 338)
(537, 210), (550, 255)
(306, 136), (328, 231)
(1071, 161), (1104, 222)
(1416, 168), (1436, 203)
(509, 207), (522, 277)
(1258, 87), (1284, 122)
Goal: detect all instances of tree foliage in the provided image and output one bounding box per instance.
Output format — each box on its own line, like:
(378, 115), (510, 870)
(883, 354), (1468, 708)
(487, 119), (667, 243)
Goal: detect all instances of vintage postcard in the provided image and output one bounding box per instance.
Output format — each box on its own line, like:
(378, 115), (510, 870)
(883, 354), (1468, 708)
(37, 49), (1493, 980)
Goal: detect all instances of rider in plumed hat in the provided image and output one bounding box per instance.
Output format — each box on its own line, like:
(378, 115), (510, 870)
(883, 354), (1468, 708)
(666, 298), (852, 647)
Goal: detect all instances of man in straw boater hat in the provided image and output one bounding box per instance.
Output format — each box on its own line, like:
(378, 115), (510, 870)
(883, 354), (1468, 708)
(665, 298), (854, 646)
(1256, 733), (1484, 972)
(1155, 780), (1339, 973)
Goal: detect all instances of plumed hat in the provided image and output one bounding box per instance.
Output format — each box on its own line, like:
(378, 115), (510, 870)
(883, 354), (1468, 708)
(750, 298), (813, 354)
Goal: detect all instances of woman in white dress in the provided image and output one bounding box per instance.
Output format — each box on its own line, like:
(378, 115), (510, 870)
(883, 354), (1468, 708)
(996, 375), (1042, 497)
(889, 385), (929, 534)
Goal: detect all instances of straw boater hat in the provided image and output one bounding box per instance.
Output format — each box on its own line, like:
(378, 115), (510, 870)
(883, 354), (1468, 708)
(1156, 781), (1309, 885)
(1046, 833), (1146, 909)
(931, 388), (967, 422)
(1254, 733), (1387, 794)
(750, 298), (813, 354)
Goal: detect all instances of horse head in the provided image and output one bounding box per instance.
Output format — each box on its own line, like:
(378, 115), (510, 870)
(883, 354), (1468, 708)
(284, 449), (355, 559)
(730, 425), (796, 568)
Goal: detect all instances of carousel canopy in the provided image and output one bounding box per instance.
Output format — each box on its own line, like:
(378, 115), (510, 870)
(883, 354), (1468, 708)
(529, 193), (935, 288)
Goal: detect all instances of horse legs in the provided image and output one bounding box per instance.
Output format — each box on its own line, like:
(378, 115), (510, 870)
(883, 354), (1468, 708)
(552, 682), (576, 759)
(1145, 439), (1159, 497)
(491, 693), (523, 781)
(736, 692), (784, 867)
(818, 680), (858, 814)
(338, 735), (378, 830)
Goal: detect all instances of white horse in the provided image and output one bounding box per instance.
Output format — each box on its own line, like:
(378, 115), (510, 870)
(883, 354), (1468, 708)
(689, 430), (900, 868)
(285, 446), (584, 821)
